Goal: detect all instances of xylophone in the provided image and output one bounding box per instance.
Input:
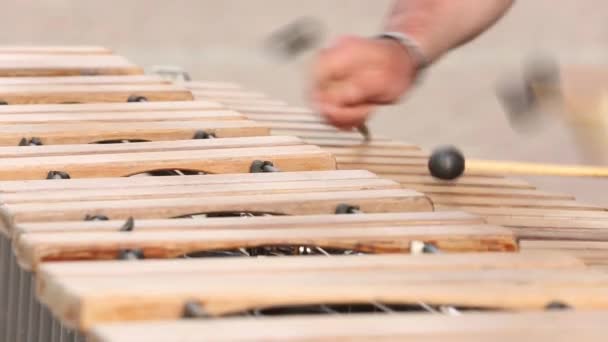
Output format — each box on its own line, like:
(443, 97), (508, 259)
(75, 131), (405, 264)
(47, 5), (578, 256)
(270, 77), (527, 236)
(0, 46), (607, 342)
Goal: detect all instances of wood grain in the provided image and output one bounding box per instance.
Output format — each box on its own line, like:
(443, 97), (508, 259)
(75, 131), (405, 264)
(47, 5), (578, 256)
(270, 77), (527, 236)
(0, 84), (193, 104)
(16, 224), (515, 270)
(39, 266), (608, 330)
(2, 189), (431, 226)
(0, 144), (337, 180)
(434, 196), (604, 211)
(0, 54), (142, 76)
(0, 169), (371, 193)
(0, 135), (300, 159)
(0, 178), (401, 204)
(39, 251), (585, 279)
(0, 120), (269, 145)
(0, 46), (112, 54)
(0, 100), (224, 114)
(87, 310), (608, 342)
(0, 110), (246, 125)
(521, 240), (608, 266)
(389, 174), (534, 189)
(14, 211), (483, 236)
(0, 75), (168, 86)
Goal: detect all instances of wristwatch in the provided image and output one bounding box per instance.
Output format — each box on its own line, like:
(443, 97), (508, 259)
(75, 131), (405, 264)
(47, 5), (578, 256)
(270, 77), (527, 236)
(375, 31), (429, 82)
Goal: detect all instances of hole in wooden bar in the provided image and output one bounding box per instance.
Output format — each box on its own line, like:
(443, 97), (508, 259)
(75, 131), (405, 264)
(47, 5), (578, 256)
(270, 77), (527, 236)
(182, 245), (361, 259)
(125, 168), (209, 177)
(171, 211), (285, 219)
(93, 139), (150, 144)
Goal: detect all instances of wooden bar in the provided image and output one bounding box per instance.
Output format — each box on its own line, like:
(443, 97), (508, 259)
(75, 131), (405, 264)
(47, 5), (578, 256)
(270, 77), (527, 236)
(0, 54), (142, 76)
(0, 188), (432, 228)
(39, 252), (585, 278)
(390, 174), (534, 189)
(0, 169), (373, 193)
(37, 254), (606, 330)
(0, 100), (225, 114)
(434, 196), (604, 211)
(0, 143), (337, 181)
(16, 224), (516, 270)
(0, 120), (269, 145)
(0, 178), (401, 204)
(0, 135), (300, 158)
(0, 110), (246, 125)
(13, 211), (484, 236)
(87, 310), (608, 342)
(0, 75), (168, 86)
(0, 46), (112, 55)
(521, 240), (608, 266)
(0, 84), (193, 104)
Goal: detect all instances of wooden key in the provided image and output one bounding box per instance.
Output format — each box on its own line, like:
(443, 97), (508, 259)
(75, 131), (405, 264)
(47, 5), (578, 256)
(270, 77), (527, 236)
(274, 130), (392, 141)
(434, 196), (605, 211)
(243, 112), (325, 123)
(0, 110), (246, 125)
(0, 120), (269, 145)
(0, 84), (193, 104)
(190, 89), (268, 100)
(37, 259), (608, 330)
(0, 144), (337, 180)
(0, 54), (143, 76)
(0, 46), (113, 54)
(521, 240), (608, 267)
(0, 75), (169, 86)
(86, 310), (608, 342)
(0, 135), (301, 159)
(16, 224), (515, 270)
(13, 211), (483, 236)
(226, 104), (314, 115)
(304, 138), (421, 150)
(0, 100), (225, 114)
(0, 178), (401, 205)
(409, 185), (573, 200)
(39, 252), (585, 279)
(184, 81), (242, 90)
(1, 189), (431, 229)
(389, 174), (534, 189)
(451, 206), (608, 219)
(0, 169), (373, 193)
(324, 146), (428, 157)
(338, 163), (505, 178)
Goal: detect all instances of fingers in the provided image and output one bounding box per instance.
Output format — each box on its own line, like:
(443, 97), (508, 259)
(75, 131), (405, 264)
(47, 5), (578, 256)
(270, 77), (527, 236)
(313, 41), (352, 88)
(317, 102), (373, 130)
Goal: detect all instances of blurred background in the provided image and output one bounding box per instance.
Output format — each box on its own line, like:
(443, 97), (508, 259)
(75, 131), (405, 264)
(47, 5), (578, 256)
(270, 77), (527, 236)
(2, 0), (608, 205)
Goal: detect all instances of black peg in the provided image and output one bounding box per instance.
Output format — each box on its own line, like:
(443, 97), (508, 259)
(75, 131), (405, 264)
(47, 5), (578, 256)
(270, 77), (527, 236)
(545, 301), (572, 311)
(192, 130), (216, 139)
(335, 204), (361, 214)
(127, 95), (148, 103)
(0, 100), (7, 105)
(422, 243), (441, 254)
(18, 137), (43, 146)
(46, 171), (71, 180)
(84, 214), (109, 221)
(117, 249), (144, 260)
(119, 217), (135, 232)
(250, 160), (280, 173)
(182, 300), (211, 319)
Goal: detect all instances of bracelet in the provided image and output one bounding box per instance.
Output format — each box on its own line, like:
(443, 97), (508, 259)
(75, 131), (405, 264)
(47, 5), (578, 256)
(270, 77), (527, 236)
(375, 32), (430, 81)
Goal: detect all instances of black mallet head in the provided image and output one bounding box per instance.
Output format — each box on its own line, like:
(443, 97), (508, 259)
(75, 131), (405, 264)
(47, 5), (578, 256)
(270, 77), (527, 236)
(428, 146), (466, 180)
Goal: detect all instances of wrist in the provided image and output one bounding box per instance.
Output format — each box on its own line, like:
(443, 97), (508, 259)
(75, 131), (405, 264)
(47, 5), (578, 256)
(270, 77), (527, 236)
(374, 32), (429, 83)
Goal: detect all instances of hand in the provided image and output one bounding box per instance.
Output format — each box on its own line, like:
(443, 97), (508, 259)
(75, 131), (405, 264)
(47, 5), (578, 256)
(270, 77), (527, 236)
(309, 35), (417, 130)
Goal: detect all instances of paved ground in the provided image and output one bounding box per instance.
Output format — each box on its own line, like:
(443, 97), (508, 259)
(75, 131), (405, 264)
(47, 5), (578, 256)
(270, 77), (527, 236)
(4, 0), (608, 205)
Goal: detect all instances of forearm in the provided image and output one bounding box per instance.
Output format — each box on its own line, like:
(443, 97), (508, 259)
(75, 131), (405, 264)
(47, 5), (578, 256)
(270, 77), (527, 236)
(385, 0), (515, 65)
